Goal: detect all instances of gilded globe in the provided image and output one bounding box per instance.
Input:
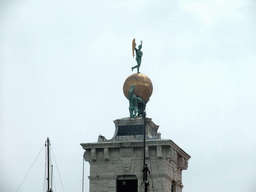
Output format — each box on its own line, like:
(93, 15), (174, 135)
(123, 73), (153, 101)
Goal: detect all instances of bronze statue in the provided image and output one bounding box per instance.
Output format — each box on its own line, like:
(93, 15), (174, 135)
(137, 97), (149, 116)
(128, 85), (138, 118)
(131, 39), (143, 73)
(128, 85), (149, 118)
(125, 40), (152, 118)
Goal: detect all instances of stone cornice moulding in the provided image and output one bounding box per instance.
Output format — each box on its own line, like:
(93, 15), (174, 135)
(81, 139), (191, 160)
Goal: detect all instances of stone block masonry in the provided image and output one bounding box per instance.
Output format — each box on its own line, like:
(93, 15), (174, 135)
(81, 117), (190, 192)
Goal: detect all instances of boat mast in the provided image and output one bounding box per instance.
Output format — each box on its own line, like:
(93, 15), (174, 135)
(46, 137), (53, 192)
(142, 112), (149, 192)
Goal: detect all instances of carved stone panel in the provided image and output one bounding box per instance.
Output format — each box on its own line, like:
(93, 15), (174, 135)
(84, 151), (90, 161)
(150, 147), (156, 157)
(145, 146), (149, 158)
(91, 149), (96, 161)
(167, 147), (177, 162)
(121, 148), (133, 157)
(123, 163), (131, 175)
(178, 156), (188, 170)
(110, 148), (120, 160)
(157, 146), (162, 158)
(104, 148), (109, 160)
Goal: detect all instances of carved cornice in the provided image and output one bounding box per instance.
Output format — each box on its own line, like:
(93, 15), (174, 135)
(81, 139), (191, 160)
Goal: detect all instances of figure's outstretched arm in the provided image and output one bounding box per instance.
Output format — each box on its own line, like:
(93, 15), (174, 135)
(128, 85), (135, 98)
(129, 85), (135, 93)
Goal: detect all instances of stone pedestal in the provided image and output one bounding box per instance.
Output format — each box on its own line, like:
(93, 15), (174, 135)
(81, 117), (190, 192)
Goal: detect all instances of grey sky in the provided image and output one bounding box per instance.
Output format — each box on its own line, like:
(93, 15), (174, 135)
(1, 0), (256, 191)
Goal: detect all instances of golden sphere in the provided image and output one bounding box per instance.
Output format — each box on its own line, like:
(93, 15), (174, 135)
(123, 73), (153, 101)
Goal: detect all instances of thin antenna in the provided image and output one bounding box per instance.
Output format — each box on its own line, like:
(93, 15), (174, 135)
(46, 137), (52, 192)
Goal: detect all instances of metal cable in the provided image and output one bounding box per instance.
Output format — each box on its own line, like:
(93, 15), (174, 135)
(53, 172), (57, 192)
(147, 140), (156, 192)
(16, 145), (44, 192)
(149, 172), (156, 192)
(51, 146), (66, 192)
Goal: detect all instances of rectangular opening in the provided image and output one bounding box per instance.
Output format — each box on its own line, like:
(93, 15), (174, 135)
(116, 175), (138, 192)
(117, 125), (143, 136)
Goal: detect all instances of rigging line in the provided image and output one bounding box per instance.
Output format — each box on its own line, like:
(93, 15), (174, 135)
(16, 144), (45, 192)
(139, 129), (144, 179)
(147, 141), (156, 192)
(149, 172), (156, 192)
(82, 156), (85, 192)
(132, 128), (142, 176)
(130, 131), (142, 177)
(144, 118), (151, 180)
(51, 165), (53, 190)
(148, 158), (156, 192)
(141, 117), (147, 183)
(53, 168), (57, 192)
(51, 146), (66, 192)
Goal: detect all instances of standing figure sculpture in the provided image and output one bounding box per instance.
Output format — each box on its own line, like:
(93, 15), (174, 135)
(132, 39), (143, 73)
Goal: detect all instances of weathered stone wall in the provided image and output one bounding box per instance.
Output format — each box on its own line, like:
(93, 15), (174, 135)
(81, 117), (190, 192)
(84, 142), (188, 192)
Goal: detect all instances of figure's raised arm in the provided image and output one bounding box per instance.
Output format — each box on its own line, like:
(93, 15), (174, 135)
(128, 85), (135, 96)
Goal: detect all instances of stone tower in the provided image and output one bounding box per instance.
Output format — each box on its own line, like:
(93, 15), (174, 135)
(81, 117), (190, 192)
(80, 40), (190, 192)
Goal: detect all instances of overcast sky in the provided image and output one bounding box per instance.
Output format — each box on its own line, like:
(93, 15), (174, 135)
(1, 0), (256, 192)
